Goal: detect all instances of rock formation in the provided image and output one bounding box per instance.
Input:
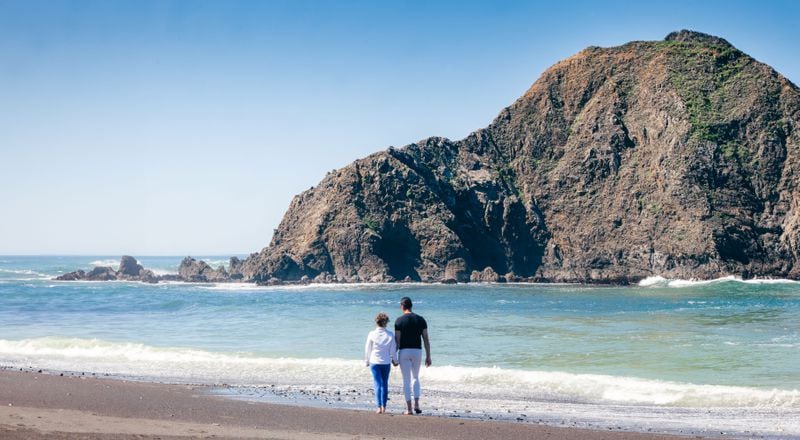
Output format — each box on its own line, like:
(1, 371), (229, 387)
(56, 258), (147, 282)
(118, 255), (143, 277)
(471, 267), (500, 283)
(178, 257), (229, 282)
(443, 258), (470, 283)
(56, 256), (230, 284)
(56, 266), (117, 281)
(228, 257), (245, 280)
(85, 266), (121, 281)
(241, 30), (800, 284)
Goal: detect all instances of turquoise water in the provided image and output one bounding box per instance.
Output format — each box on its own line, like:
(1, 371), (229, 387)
(1, 256), (799, 436)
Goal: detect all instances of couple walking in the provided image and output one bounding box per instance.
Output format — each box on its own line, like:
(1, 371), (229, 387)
(364, 296), (431, 415)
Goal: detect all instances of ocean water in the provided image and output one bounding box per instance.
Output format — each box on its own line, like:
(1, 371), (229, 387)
(1, 256), (799, 437)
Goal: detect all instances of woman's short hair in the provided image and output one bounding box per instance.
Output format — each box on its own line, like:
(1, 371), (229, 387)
(375, 312), (390, 327)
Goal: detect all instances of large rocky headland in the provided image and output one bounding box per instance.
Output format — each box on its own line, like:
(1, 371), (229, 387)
(58, 31), (800, 285)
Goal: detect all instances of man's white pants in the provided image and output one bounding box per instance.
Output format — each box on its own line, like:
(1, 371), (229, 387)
(398, 348), (422, 401)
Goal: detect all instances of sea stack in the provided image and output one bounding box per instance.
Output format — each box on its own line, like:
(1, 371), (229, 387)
(241, 30), (800, 284)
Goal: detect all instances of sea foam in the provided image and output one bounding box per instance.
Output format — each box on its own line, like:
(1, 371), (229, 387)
(149, 268), (178, 276)
(638, 275), (799, 288)
(197, 282), (406, 292)
(89, 259), (120, 269)
(0, 268), (50, 280)
(1, 337), (797, 409)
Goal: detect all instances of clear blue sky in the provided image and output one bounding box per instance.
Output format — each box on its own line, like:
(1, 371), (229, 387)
(1, 0), (798, 255)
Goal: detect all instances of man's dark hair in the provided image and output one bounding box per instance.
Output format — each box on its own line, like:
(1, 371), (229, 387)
(400, 297), (412, 310)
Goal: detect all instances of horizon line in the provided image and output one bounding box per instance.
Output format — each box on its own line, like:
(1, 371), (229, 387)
(0, 253), (254, 257)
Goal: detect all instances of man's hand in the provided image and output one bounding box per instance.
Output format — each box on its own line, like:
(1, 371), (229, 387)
(365, 361), (370, 367)
(392, 360), (399, 367)
(422, 328), (432, 367)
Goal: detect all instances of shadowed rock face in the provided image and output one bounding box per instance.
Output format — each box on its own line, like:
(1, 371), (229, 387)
(118, 256), (143, 277)
(178, 257), (229, 282)
(243, 30), (800, 283)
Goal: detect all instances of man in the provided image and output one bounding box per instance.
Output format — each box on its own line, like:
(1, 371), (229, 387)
(393, 296), (431, 415)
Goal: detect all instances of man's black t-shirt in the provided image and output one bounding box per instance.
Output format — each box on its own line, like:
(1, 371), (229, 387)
(395, 312), (427, 349)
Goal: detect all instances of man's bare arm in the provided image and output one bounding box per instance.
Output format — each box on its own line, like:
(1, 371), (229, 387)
(393, 330), (401, 366)
(422, 328), (432, 367)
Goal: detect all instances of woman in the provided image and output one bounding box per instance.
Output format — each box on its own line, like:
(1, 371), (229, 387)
(364, 312), (398, 413)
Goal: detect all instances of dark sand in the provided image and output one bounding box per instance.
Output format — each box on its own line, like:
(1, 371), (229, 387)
(0, 370), (694, 439)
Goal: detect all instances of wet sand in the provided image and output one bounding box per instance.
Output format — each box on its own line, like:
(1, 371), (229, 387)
(0, 369), (694, 439)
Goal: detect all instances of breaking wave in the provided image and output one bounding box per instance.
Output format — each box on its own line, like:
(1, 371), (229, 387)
(89, 259), (120, 269)
(0, 268), (50, 280)
(638, 276), (799, 288)
(1, 337), (797, 409)
(148, 268), (177, 276)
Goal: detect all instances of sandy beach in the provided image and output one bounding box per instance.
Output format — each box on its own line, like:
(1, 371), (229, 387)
(0, 369), (697, 440)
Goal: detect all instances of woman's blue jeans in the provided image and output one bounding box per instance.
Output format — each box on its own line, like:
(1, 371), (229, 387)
(370, 363), (391, 407)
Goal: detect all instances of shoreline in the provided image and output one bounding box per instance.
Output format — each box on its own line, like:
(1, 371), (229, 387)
(38, 254), (800, 286)
(4, 363), (798, 439)
(45, 276), (800, 289)
(0, 369), (694, 440)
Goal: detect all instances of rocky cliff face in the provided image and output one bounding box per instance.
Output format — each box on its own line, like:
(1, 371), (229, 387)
(243, 31), (800, 283)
